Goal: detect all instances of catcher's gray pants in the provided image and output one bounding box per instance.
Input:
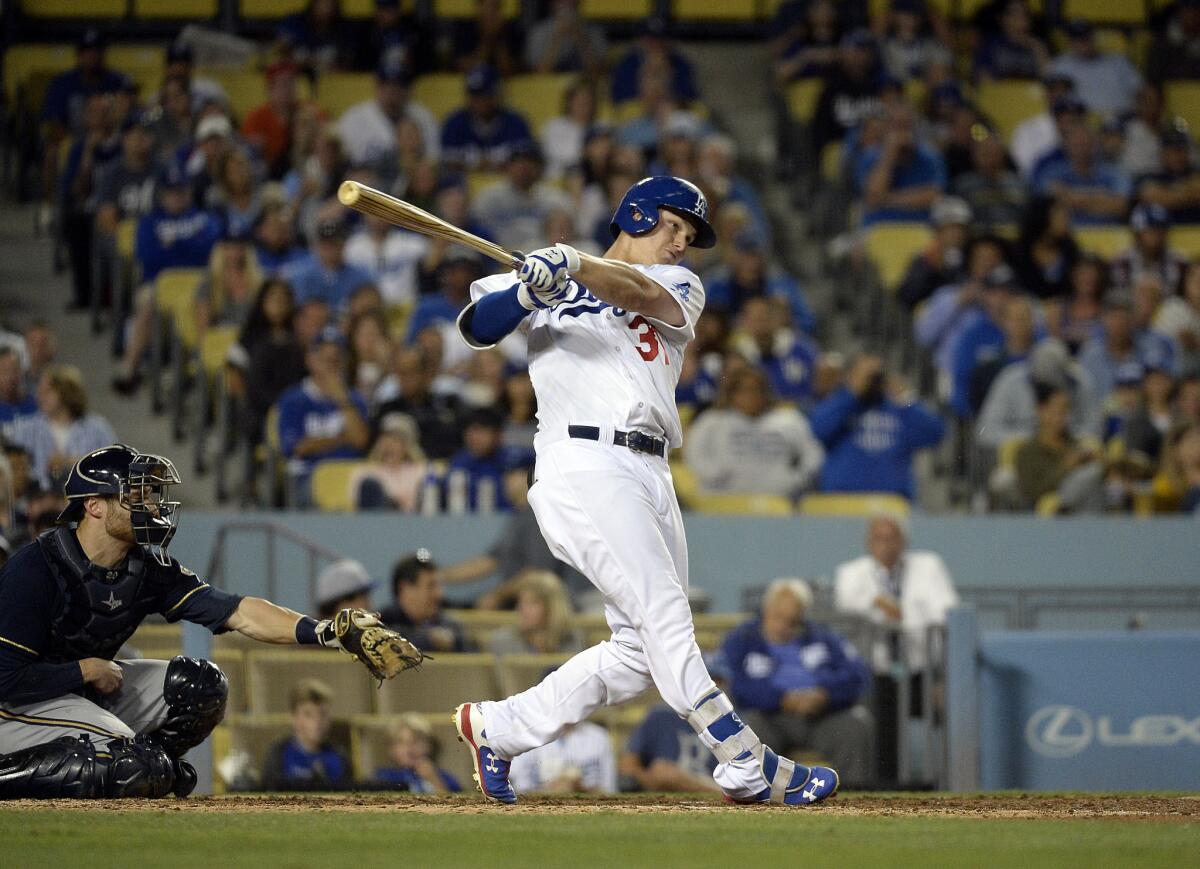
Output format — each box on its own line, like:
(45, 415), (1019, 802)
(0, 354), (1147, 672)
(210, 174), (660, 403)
(0, 659), (171, 754)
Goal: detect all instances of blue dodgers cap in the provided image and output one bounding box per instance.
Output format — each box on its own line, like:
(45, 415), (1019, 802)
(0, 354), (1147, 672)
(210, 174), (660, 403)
(1130, 202), (1171, 231)
(466, 64), (500, 95)
(311, 325), (348, 349)
(166, 41), (193, 63)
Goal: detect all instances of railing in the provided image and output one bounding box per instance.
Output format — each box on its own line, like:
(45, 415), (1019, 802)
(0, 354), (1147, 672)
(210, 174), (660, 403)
(959, 585), (1200, 630)
(204, 520), (346, 607)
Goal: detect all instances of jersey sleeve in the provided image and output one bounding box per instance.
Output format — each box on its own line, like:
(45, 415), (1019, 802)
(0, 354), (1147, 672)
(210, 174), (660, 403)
(637, 265), (705, 345)
(457, 271), (526, 350)
(155, 560), (244, 633)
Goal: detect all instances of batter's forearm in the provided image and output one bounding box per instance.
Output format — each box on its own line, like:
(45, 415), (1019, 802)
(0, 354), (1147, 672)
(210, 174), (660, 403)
(573, 254), (684, 326)
(225, 596), (309, 644)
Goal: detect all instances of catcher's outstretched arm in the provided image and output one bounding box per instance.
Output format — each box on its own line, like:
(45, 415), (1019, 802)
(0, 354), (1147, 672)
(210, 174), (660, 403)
(224, 596), (311, 644)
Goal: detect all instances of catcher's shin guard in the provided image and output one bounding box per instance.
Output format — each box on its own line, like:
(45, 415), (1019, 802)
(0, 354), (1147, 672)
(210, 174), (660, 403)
(0, 735), (102, 799)
(147, 656), (228, 757)
(101, 737), (177, 798)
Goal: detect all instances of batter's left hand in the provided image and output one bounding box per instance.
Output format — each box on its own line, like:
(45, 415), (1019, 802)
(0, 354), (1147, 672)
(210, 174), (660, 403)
(519, 244), (580, 294)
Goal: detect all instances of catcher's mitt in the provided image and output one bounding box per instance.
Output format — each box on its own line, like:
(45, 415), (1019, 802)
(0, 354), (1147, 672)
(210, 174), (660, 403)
(318, 608), (424, 682)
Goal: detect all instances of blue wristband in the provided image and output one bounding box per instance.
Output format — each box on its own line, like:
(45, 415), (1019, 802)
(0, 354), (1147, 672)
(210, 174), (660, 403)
(295, 616), (319, 645)
(470, 285), (530, 345)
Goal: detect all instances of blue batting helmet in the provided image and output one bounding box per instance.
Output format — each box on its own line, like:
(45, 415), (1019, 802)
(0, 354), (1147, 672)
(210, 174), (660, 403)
(609, 176), (716, 249)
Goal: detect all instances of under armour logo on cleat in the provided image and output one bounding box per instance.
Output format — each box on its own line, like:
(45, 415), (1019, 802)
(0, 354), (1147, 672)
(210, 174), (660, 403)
(485, 752), (500, 774)
(803, 777), (826, 802)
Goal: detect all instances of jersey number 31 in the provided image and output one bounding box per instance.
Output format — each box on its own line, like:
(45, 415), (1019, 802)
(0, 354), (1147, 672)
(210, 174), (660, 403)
(628, 315), (667, 365)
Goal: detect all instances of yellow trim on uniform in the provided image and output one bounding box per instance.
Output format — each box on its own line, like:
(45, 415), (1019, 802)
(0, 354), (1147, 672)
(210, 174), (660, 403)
(0, 635), (38, 656)
(0, 708), (126, 740)
(165, 582), (210, 615)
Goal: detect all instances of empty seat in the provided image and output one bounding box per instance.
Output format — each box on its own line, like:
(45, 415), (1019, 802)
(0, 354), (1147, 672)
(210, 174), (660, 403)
(154, 268), (206, 351)
(310, 459), (368, 512)
(581, 0), (652, 17)
(671, 0), (758, 21)
(212, 649), (247, 715)
(1169, 225), (1200, 258)
(21, 0), (124, 17)
(133, 0), (218, 18)
(200, 68), (266, 121)
(411, 73), (465, 123)
(1074, 225), (1132, 259)
(434, 0), (519, 17)
(247, 649), (378, 715)
(444, 609), (518, 650)
(786, 78), (823, 125)
(1060, 0), (1146, 26)
(3, 43), (75, 105)
(376, 654), (498, 714)
(505, 73), (574, 135)
(241, 0), (381, 18)
(975, 79), (1047, 145)
(1166, 81), (1200, 141)
(315, 71), (374, 118)
(798, 492), (912, 517)
(864, 222), (933, 292)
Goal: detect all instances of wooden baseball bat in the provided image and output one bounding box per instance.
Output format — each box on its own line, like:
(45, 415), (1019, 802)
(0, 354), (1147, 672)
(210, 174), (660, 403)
(337, 180), (524, 271)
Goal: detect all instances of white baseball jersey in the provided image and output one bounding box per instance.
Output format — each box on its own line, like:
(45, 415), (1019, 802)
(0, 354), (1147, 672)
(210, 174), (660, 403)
(507, 721), (617, 794)
(458, 264), (705, 451)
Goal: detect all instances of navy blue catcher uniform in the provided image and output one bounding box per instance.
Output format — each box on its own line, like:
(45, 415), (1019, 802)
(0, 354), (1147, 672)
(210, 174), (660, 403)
(0, 445), (238, 799)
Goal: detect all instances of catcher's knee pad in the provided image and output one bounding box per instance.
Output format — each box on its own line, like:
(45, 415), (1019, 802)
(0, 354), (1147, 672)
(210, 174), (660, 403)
(0, 735), (102, 799)
(147, 655), (229, 757)
(101, 737), (176, 798)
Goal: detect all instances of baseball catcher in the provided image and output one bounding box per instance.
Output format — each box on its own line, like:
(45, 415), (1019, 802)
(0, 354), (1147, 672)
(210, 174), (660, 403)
(0, 444), (421, 800)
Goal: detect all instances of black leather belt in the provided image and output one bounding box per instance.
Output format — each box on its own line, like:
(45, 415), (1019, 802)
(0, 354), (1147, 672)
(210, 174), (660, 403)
(568, 425), (666, 458)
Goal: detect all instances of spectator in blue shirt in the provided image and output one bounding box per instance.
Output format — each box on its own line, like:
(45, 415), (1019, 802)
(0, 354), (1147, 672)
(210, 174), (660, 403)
(706, 234), (815, 331)
(1047, 19), (1142, 116)
(722, 578), (874, 787)
(373, 712), (462, 793)
(406, 249), (481, 344)
(611, 15), (698, 105)
(277, 326), (371, 504)
(284, 214), (374, 315)
(620, 704), (719, 793)
(948, 264), (1020, 417)
(854, 103), (946, 225)
(973, 0), (1049, 81)
(1036, 122), (1130, 227)
(275, 0), (357, 74)
(1079, 290), (1177, 400)
(446, 408), (532, 512)
(773, 0), (842, 83)
(440, 65), (534, 172)
(0, 349), (37, 440)
(810, 354), (945, 499)
(261, 678), (350, 791)
(730, 297), (821, 406)
(253, 201), (308, 276)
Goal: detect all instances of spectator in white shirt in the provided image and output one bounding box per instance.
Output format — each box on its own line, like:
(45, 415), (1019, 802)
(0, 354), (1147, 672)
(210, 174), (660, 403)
(834, 513), (958, 673)
(1010, 73), (1076, 177)
(1047, 20), (1142, 117)
(539, 80), (599, 180)
(685, 366), (824, 500)
(343, 212), (429, 307)
(471, 142), (571, 254)
(507, 719), (617, 794)
(336, 62), (439, 169)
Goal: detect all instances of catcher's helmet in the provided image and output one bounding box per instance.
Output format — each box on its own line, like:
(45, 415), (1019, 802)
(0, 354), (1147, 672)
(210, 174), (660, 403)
(57, 443), (182, 565)
(609, 176), (716, 249)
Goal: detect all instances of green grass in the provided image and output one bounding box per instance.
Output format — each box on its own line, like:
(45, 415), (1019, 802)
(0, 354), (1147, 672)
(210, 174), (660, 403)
(2, 796), (1197, 869)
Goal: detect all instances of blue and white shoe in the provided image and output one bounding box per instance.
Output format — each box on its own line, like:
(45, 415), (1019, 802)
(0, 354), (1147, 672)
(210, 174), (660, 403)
(725, 750), (839, 807)
(453, 702), (517, 805)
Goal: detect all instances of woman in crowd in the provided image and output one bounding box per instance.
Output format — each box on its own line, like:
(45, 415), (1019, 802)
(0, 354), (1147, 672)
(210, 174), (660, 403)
(349, 412), (428, 512)
(488, 571), (583, 657)
(195, 233), (264, 344)
(541, 79), (599, 180)
(346, 309), (393, 402)
(1014, 196), (1079, 300)
(11, 365), (116, 488)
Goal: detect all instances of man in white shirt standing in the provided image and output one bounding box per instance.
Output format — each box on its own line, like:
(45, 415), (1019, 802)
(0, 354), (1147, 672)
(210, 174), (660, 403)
(336, 61), (439, 169)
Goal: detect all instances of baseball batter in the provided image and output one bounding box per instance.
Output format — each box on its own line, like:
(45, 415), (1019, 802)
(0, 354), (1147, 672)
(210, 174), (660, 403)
(452, 176), (839, 806)
(0, 444), (420, 799)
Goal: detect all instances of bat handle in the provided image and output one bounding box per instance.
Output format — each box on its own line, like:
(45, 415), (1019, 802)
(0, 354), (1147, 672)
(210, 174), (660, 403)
(509, 250), (526, 271)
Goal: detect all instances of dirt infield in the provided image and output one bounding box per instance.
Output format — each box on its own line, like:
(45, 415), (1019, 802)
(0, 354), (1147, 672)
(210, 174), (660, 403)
(4, 792), (1197, 821)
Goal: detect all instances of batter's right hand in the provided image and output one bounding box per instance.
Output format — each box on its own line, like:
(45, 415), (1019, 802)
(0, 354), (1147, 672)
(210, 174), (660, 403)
(80, 658), (123, 694)
(519, 244), (579, 293)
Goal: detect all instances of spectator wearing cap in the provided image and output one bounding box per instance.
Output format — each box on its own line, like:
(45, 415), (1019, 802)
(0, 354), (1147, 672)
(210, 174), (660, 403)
(163, 40), (228, 116)
(696, 134), (771, 243)
(978, 338), (1104, 449)
(1047, 20), (1142, 116)
(727, 297), (820, 404)
(948, 264), (1023, 417)
(1080, 290), (1177, 400)
(685, 365), (823, 500)
(854, 101), (946, 225)
(897, 196), (971, 309)
(810, 353), (944, 500)
(276, 326), (371, 504)
(445, 408), (532, 513)
(284, 215), (375, 315)
(526, 0), (608, 75)
(1147, 0), (1200, 83)
(441, 65), (534, 172)
(879, 0), (952, 83)
(315, 558), (376, 619)
(404, 249), (482, 345)
(344, 209), (430, 309)
(94, 110), (161, 300)
(540, 81), (600, 180)
(0, 348), (38, 438)
(1137, 128), (1200, 223)
(707, 234), (815, 330)
(364, 0), (424, 77)
(722, 578), (875, 788)
(471, 143), (571, 254)
(1010, 73), (1078, 177)
(973, 0), (1049, 81)
(114, 163), (222, 393)
(616, 74), (706, 156)
(1112, 204), (1188, 297)
(611, 15), (698, 105)
(450, 0), (523, 77)
(379, 551), (470, 653)
(337, 60), (439, 170)
(811, 29), (884, 157)
(348, 412), (428, 511)
(1120, 84), (1167, 181)
(1035, 122), (1131, 226)
(953, 128), (1028, 232)
(183, 113), (238, 207)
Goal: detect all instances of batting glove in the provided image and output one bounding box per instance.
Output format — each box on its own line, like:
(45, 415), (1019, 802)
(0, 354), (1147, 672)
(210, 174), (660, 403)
(516, 244), (580, 310)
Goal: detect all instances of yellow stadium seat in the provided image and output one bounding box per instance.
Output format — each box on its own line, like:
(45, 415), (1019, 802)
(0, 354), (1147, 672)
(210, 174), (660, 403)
(864, 222), (933, 292)
(106, 44), (166, 90)
(670, 461), (700, 509)
(3, 43), (74, 104)
(310, 459), (368, 512)
(240, 0), (383, 17)
(411, 73), (465, 123)
(672, 0), (757, 20)
(691, 492), (794, 515)
(154, 268), (205, 351)
(199, 325), (239, 376)
(1169, 225), (1200, 258)
(1060, 0), (1146, 26)
(786, 78), (823, 124)
(133, 0), (218, 17)
(1092, 28), (1130, 61)
(350, 714), (475, 789)
(116, 217), (137, 260)
(582, 0), (652, 17)
(376, 654), (499, 714)
(798, 492), (912, 518)
(997, 437), (1025, 475)
(434, 0), (519, 17)
(505, 73), (575, 135)
(247, 650), (378, 715)
(1165, 81), (1200, 139)
(468, 170), (505, 199)
(496, 653), (574, 697)
(201, 68), (267, 120)
(212, 649), (247, 715)
(21, 0), (124, 16)
(317, 72), (375, 118)
(975, 79), (1047, 145)
(1074, 226), (1132, 259)
(821, 140), (844, 184)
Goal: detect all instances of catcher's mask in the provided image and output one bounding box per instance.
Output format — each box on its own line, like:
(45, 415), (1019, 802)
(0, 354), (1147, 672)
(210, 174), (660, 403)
(59, 444), (183, 566)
